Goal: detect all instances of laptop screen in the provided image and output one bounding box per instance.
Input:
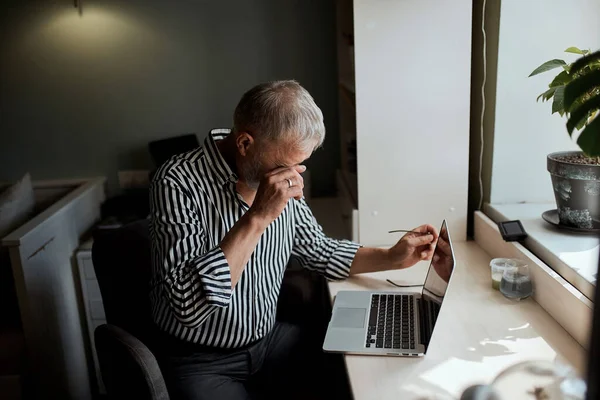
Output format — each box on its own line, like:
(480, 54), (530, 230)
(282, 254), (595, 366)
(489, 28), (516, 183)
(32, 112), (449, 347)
(422, 220), (454, 303)
(419, 220), (455, 349)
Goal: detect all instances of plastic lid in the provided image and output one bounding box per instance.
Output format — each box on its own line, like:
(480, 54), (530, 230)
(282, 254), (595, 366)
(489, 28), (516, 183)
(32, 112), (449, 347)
(490, 258), (517, 269)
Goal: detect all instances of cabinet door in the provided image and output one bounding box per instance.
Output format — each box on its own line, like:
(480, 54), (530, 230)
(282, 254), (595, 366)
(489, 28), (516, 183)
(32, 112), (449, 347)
(81, 256), (96, 280)
(76, 251), (107, 395)
(354, 0), (470, 245)
(11, 222), (92, 400)
(90, 319), (107, 394)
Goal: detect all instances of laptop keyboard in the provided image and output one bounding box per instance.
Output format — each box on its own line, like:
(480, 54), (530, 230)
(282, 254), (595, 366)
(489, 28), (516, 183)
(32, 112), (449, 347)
(366, 294), (415, 349)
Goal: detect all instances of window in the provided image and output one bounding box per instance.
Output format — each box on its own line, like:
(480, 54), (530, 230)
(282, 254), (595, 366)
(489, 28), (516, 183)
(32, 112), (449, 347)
(469, 0), (600, 301)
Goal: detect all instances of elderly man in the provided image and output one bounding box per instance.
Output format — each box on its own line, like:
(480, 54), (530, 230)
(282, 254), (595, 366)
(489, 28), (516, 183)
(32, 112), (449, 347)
(150, 80), (438, 400)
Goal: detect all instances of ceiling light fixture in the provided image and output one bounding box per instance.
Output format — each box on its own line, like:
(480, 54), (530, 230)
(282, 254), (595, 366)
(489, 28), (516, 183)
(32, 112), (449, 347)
(74, 0), (82, 15)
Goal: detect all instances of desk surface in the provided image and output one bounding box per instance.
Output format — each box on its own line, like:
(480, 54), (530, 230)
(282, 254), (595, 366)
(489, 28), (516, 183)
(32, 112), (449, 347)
(327, 241), (585, 400)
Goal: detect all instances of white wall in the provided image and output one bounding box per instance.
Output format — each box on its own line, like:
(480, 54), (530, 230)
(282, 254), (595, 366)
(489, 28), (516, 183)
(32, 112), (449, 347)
(0, 0), (339, 196)
(353, 0), (472, 246)
(490, 0), (600, 204)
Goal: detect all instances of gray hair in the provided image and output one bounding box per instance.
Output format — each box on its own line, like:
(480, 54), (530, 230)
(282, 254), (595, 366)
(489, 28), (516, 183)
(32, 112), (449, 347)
(233, 80), (325, 152)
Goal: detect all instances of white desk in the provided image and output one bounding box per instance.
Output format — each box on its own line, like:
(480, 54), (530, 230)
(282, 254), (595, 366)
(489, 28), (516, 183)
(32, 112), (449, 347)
(327, 241), (585, 400)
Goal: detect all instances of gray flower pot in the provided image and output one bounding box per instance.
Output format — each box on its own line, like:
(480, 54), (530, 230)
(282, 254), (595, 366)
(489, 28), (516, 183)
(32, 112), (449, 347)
(547, 151), (600, 229)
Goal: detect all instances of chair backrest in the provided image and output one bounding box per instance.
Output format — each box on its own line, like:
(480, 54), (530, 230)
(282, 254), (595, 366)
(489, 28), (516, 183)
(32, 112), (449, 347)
(91, 219), (156, 346)
(148, 134), (199, 169)
(95, 324), (169, 400)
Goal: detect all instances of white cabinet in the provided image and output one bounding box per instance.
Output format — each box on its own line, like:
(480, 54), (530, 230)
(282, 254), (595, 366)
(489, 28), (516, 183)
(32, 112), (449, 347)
(335, 0), (472, 246)
(76, 240), (107, 395)
(2, 178), (106, 400)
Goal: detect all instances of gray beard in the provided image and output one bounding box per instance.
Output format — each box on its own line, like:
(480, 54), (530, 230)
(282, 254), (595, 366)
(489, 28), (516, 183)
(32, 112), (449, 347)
(241, 157), (262, 190)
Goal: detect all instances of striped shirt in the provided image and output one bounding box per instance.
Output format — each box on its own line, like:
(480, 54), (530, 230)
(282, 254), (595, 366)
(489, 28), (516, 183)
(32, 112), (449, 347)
(149, 129), (360, 349)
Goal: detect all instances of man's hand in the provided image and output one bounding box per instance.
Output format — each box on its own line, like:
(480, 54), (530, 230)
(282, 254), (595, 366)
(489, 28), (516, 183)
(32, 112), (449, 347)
(388, 224), (439, 269)
(249, 165), (305, 227)
(349, 223), (439, 275)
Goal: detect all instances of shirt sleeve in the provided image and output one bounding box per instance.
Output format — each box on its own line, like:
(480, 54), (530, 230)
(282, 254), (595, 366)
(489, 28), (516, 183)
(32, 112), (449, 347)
(291, 198), (361, 280)
(150, 173), (232, 328)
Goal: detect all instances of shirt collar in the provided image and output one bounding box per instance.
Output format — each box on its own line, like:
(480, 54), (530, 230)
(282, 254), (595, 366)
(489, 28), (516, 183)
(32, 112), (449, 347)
(203, 129), (238, 186)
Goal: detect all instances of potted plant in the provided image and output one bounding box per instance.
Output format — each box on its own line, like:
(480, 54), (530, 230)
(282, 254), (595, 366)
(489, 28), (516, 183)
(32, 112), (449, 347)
(529, 47), (600, 230)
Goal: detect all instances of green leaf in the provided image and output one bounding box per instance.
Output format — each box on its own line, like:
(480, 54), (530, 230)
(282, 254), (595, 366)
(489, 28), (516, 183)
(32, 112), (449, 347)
(564, 69), (600, 109)
(549, 70), (571, 87)
(569, 95), (586, 113)
(565, 46), (585, 55)
(576, 114), (600, 156)
(566, 94), (600, 135)
(528, 59), (567, 77)
(576, 113), (590, 130)
(569, 51), (600, 76)
(552, 86), (565, 114)
(537, 87), (556, 102)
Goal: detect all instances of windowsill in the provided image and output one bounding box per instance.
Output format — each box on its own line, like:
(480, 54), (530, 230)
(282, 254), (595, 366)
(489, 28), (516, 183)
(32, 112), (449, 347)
(474, 211), (592, 349)
(484, 202), (598, 302)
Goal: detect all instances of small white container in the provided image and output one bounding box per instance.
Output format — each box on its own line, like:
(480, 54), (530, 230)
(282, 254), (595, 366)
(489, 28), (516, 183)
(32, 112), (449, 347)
(490, 258), (517, 290)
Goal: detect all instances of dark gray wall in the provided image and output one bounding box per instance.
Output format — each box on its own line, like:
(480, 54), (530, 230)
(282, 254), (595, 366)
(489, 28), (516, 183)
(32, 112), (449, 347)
(0, 0), (339, 196)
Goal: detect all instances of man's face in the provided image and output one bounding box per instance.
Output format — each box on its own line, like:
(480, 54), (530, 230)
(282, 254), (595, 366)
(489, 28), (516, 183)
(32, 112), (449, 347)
(239, 136), (314, 190)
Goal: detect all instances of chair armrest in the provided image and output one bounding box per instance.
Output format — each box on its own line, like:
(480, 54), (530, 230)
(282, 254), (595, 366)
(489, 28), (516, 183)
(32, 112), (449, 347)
(95, 324), (169, 400)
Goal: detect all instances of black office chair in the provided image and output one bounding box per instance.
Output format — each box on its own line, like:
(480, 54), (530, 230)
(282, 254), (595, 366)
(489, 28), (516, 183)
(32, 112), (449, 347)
(148, 134), (199, 168)
(91, 218), (328, 399)
(91, 219), (169, 400)
(95, 324), (168, 400)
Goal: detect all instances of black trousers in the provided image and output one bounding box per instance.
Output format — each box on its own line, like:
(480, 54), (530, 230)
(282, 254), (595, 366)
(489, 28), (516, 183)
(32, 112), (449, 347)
(158, 267), (351, 400)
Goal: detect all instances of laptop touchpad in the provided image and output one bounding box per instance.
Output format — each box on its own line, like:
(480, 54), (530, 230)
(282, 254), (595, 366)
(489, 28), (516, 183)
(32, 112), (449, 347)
(332, 308), (366, 328)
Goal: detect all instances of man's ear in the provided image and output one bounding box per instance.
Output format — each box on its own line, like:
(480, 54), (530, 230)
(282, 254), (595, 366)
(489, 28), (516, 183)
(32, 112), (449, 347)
(235, 131), (254, 157)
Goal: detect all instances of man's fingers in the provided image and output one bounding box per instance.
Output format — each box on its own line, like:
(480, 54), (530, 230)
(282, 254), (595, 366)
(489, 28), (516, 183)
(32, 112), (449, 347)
(266, 169), (304, 188)
(266, 164), (306, 177)
(270, 181), (303, 202)
(274, 178), (302, 193)
(292, 174), (304, 188)
(413, 224), (436, 234)
(282, 174), (303, 189)
(407, 234), (435, 247)
(265, 166), (292, 177)
(289, 186), (304, 200)
(421, 249), (434, 260)
(412, 224), (439, 241)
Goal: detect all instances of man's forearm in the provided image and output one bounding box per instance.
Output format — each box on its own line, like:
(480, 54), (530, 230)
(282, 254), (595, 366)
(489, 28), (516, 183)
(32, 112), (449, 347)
(350, 247), (396, 275)
(220, 212), (268, 287)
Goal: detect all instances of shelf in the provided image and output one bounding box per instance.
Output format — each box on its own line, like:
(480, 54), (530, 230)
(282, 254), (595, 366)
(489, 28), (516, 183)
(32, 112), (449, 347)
(339, 82), (356, 110)
(339, 79), (355, 93)
(336, 0), (357, 218)
(341, 169), (358, 207)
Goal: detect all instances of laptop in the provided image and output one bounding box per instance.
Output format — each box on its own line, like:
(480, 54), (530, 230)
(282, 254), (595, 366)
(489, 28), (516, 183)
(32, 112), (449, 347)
(323, 219), (456, 357)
